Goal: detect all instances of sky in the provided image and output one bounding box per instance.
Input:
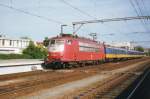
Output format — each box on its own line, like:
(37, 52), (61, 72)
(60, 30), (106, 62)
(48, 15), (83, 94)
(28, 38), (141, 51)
(0, 0), (150, 48)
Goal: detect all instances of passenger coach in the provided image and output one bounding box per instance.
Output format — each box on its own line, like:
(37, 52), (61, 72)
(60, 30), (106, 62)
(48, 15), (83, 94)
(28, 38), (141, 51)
(105, 46), (144, 60)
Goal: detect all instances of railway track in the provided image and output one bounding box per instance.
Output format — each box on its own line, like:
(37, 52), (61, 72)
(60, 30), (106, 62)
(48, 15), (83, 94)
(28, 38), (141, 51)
(93, 74), (137, 99)
(0, 71), (93, 99)
(0, 70), (51, 81)
(97, 64), (149, 99)
(72, 73), (137, 99)
(116, 66), (150, 99)
(0, 58), (149, 99)
(0, 58), (146, 81)
(127, 69), (150, 99)
(72, 61), (150, 99)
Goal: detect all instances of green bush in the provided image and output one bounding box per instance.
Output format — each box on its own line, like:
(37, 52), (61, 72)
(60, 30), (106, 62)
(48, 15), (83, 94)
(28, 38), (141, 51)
(0, 54), (31, 59)
(43, 37), (50, 47)
(23, 41), (48, 59)
(0, 41), (48, 59)
(134, 46), (144, 52)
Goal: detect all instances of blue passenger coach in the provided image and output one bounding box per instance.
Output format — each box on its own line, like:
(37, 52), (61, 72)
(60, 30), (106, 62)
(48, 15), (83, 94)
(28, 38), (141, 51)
(105, 46), (144, 60)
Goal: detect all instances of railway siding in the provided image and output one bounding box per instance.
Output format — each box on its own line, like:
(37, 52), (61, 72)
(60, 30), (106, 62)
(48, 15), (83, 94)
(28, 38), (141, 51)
(18, 59), (150, 99)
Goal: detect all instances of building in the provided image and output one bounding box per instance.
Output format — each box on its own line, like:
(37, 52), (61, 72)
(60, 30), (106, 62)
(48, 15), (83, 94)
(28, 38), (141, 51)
(0, 35), (30, 54)
(144, 48), (150, 53)
(106, 41), (135, 50)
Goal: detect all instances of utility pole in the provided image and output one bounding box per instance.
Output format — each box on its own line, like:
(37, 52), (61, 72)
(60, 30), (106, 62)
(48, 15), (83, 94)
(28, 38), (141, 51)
(60, 24), (67, 34)
(89, 33), (97, 41)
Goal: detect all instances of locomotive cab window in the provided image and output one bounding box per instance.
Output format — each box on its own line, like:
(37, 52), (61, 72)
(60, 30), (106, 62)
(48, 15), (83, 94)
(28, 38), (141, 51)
(49, 40), (55, 45)
(66, 40), (72, 45)
(56, 40), (65, 45)
(49, 39), (64, 46)
(49, 39), (65, 52)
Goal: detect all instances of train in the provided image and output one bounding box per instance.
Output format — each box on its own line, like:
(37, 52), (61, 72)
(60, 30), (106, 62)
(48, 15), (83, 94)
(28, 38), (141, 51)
(42, 34), (145, 69)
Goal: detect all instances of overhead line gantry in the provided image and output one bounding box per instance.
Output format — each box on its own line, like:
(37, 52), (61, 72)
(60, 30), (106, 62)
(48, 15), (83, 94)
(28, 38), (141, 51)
(72, 16), (150, 34)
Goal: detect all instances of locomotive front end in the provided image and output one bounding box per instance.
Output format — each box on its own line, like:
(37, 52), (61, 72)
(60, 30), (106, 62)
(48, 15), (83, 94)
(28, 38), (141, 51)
(48, 39), (64, 59)
(43, 39), (65, 68)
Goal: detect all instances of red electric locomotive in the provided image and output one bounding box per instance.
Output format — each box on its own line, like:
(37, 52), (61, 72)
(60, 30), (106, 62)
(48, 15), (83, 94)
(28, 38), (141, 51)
(43, 34), (105, 69)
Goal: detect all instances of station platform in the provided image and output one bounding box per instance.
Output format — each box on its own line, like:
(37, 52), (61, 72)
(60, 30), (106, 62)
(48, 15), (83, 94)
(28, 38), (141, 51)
(0, 59), (43, 67)
(0, 59), (44, 75)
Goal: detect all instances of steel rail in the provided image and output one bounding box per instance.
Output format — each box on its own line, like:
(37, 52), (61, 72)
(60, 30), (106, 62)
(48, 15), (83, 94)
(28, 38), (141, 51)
(126, 68), (150, 99)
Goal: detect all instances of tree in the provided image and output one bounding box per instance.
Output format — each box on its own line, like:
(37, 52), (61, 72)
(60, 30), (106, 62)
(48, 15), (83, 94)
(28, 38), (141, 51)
(23, 41), (48, 59)
(134, 46), (144, 52)
(146, 49), (150, 56)
(43, 37), (50, 47)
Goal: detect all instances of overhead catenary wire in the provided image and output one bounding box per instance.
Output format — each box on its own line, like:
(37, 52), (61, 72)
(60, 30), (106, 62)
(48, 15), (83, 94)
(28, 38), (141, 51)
(60, 0), (99, 33)
(0, 3), (63, 24)
(139, 0), (150, 30)
(129, 0), (149, 32)
(60, 0), (123, 35)
(60, 0), (150, 38)
(128, 0), (150, 47)
(72, 16), (150, 25)
(134, 0), (145, 16)
(101, 31), (150, 36)
(140, 0), (150, 15)
(60, 0), (98, 33)
(134, 0), (149, 31)
(60, 0), (97, 20)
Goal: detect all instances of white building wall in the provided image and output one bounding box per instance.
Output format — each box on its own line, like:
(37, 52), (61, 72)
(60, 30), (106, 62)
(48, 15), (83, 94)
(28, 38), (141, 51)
(0, 39), (2, 46)
(0, 37), (30, 54)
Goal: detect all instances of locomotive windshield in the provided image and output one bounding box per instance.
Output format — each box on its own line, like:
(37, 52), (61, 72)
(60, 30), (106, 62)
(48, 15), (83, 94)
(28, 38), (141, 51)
(50, 40), (55, 45)
(49, 39), (64, 46)
(49, 39), (65, 52)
